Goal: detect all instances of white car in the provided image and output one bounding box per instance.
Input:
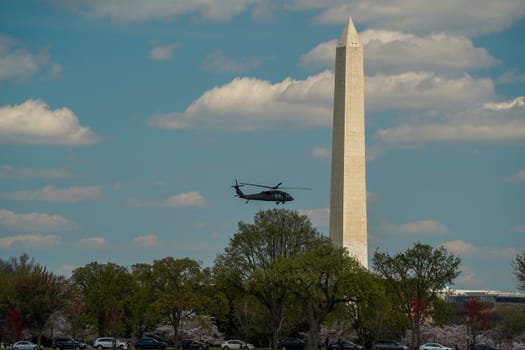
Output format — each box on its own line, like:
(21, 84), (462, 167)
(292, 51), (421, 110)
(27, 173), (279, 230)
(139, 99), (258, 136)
(11, 341), (40, 350)
(419, 344), (452, 350)
(93, 338), (128, 350)
(221, 340), (249, 350)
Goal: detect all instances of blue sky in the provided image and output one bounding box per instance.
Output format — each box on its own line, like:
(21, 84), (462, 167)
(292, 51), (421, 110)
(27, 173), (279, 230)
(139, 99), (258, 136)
(0, 0), (524, 291)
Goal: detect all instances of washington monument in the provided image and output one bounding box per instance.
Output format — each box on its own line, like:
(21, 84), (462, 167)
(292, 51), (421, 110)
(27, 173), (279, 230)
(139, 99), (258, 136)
(329, 17), (368, 268)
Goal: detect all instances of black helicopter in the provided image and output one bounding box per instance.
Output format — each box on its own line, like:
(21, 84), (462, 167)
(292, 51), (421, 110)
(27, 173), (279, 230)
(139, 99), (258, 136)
(232, 180), (310, 204)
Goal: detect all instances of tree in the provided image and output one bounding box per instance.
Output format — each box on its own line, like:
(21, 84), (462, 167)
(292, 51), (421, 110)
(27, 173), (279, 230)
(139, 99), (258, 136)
(0, 253), (38, 342)
(493, 304), (525, 343)
(215, 209), (320, 349)
(71, 262), (135, 336)
(0, 254), (65, 347)
(463, 299), (492, 346)
(513, 251), (525, 291)
(334, 273), (406, 348)
(373, 242), (461, 350)
(287, 237), (367, 350)
(12, 264), (67, 348)
(129, 263), (160, 337)
(149, 257), (211, 347)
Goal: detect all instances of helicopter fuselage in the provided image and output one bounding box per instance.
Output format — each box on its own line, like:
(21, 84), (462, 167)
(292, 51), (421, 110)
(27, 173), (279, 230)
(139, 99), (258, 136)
(233, 185), (294, 204)
(240, 190), (294, 204)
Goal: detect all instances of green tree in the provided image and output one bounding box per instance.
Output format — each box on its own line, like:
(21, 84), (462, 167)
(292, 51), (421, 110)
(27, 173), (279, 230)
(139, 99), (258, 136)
(0, 254), (37, 342)
(334, 273), (406, 348)
(373, 242), (461, 349)
(288, 237), (367, 350)
(215, 209), (319, 349)
(493, 304), (525, 343)
(71, 262), (135, 336)
(513, 251), (525, 291)
(149, 257), (211, 347)
(0, 254), (66, 347)
(129, 263), (160, 337)
(12, 265), (67, 347)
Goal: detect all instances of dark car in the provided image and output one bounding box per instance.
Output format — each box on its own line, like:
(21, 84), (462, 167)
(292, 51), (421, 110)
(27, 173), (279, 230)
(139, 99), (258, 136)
(278, 338), (305, 350)
(178, 340), (209, 350)
(373, 340), (408, 350)
(134, 338), (167, 350)
(51, 338), (87, 350)
(472, 345), (499, 350)
(329, 341), (363, 350)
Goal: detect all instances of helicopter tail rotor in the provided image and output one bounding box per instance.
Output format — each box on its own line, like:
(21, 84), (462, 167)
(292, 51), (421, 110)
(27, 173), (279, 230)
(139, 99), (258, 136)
(232, 179), (245, 197)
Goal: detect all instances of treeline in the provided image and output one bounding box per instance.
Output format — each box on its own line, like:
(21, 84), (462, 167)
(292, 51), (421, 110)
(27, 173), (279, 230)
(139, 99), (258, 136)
(1, 209), (524, 350)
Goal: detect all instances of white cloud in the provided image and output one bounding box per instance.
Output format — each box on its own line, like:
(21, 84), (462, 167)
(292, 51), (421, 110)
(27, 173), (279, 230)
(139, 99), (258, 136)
(380, 220), (450, 235)
(442, 240), (477, 255)
(361, 31), (499, 72)
(55, 0), (525, 36)
(132, 234), (159, 247)
(148, 43), (177, 61)
(0, 99), (99, 145)
(299, 208), (329, 227)
(55, 0), (254, 22)
(0, 234), (61, 249)
(374, 96), (525, 144)
(441, 240), (518, 259)
(299, 32), (498, 73)
(56, 264), (75, 277)
(455, 267), (480, 286)
(148, 70), (500, 133)
(304, 0), (525, 36)
(165, 192), (206, 207)
(202, 50), (267, 72)
(148, 71), (334, 131)
(366, 72), (494, 111)
(128, 192), (206, 207)
(498, 69), (525, 84)
(79, 237), (108, 247)
(510, 226), (525, 233)
(0, 165), (72, 179)
(483, 96), (525, 111)
(0, 185), (102, 202)
(312, 146), (330, 160)
(298, 40), (336, 69)
(509, 169), (525, 182)
(0, 209), (78, 232)
(0, 35), (62, 81)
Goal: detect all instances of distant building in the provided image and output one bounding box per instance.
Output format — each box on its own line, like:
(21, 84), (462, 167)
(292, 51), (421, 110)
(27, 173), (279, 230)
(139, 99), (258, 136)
(441, 289), (525, 322)
(443, 289), (525, 305)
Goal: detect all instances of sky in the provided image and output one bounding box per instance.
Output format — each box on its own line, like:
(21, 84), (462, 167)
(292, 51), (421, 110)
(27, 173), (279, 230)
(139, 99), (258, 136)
(0, 0), (524, 292)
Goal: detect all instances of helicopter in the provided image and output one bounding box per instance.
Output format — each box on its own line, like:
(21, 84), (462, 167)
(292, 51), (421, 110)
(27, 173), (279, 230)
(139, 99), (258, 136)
(232, 180), (310, 204)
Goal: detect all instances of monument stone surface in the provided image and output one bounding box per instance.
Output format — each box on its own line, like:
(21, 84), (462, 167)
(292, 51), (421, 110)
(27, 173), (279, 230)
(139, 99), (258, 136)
(329, 17), (368, 268)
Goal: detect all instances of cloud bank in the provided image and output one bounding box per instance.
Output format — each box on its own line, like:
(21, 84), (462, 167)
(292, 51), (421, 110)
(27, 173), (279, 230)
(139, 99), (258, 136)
(0, 100), (99, 145)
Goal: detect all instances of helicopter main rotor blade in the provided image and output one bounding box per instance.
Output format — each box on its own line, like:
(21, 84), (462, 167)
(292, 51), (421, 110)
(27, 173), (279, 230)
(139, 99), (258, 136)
(240, 182), (311, 190)
(279, 187), (312, 190)
(240, 182), (274, 189)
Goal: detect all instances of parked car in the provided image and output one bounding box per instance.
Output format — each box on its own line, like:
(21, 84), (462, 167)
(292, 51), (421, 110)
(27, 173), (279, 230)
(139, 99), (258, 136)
(419, 344), (452, 350)
(471, 345), (499, 350)
(329, 340), (363, 350)
(278, 338), (305, 350)
(93, 338), (128, 350)
(11, 341), (40, 350)
(178, 340), (209, 350)
(52, 337), (87, 350)
(221, 340), (249, 350)
(372, 340), (408, 350)
(134, 338), (167, 350)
